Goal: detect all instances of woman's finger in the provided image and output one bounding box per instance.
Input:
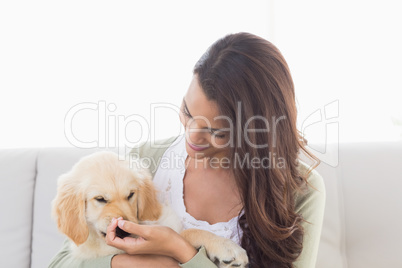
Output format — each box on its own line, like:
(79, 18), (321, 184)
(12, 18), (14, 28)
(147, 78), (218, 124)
(106, 218), (118, 242)
(106, 217), (128, 250)
(106, 219), (147, 253)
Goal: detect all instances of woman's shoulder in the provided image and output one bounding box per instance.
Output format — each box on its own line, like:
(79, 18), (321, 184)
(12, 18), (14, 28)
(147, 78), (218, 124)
(293, 160), (326, 267)
(131, 135), (180, 155)
(297, 160), (325, 191)
(128, 135), (181, 177)
(294, 160), (326, 213)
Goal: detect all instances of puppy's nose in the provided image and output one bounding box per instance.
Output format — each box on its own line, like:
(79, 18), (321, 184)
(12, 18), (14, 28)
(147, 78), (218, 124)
(116, 226), (130, 239)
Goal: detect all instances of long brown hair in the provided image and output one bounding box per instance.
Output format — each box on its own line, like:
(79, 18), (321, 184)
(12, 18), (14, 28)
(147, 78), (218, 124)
(193, 32), (320, 267)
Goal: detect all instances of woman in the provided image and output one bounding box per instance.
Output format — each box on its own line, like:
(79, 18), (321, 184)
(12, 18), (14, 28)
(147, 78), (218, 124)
(49, 32), (325, 268)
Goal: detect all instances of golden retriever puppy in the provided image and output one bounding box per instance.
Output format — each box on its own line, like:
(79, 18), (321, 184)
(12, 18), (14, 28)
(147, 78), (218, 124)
(52, 151), (248, 267)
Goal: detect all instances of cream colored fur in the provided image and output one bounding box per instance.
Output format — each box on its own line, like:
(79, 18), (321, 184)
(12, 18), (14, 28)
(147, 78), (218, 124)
(52, 151), (248, 267)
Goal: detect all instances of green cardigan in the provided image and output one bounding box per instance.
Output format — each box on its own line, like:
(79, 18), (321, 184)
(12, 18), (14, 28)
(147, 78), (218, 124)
(48, 135), (326, 268)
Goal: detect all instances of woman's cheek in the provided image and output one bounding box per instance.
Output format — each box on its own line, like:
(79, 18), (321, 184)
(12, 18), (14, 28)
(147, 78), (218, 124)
(211, 136), (231, 149)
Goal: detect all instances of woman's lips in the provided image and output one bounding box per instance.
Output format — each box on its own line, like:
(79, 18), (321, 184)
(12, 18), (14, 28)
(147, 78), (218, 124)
(187, 141), (210, 151)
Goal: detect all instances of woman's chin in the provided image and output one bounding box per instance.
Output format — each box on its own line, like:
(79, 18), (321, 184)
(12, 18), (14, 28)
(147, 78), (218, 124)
(186, 147), (208, 158)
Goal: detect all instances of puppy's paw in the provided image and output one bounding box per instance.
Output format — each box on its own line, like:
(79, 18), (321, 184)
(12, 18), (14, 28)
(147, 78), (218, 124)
(204, 238), (249, 268)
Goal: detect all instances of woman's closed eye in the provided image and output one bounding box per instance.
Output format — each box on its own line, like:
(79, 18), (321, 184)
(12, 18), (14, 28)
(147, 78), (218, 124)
(211, 130), (226, 139)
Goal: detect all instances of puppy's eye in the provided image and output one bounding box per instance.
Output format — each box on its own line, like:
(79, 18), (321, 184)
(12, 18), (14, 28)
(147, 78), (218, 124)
(95, 196), (107, 203)
(127, 192), (135, 200)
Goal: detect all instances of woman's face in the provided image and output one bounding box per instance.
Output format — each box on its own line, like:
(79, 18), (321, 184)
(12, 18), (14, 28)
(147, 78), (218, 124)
(180, 75), (232, 161)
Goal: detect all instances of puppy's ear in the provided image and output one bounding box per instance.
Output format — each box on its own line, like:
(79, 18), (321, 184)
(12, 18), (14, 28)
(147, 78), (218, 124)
(52, 173), (89, 245)
(137, 176), (162, 221)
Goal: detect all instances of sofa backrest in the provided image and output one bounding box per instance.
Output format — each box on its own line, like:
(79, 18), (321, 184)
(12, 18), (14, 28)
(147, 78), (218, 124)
(337, 142), (402, 267)
(0, 149), (38, 268)
(0, 142), (401, 268)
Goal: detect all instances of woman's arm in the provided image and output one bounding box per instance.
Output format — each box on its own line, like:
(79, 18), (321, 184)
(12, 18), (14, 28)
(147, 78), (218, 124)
(48, 239), (115, 268)
(47, 239), (180, 268)
(110, 246), (217, 268)
(47, 238), (213, 268)
(111, 254), (179, 267)
(293, 163), (326, 268)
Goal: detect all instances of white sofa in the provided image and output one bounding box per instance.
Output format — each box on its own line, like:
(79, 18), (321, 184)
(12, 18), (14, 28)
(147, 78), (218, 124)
(0, 142), (401, 268)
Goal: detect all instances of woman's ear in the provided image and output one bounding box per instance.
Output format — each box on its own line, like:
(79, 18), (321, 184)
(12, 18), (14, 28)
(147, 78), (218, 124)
(51, 173), (89, 246)
(137, 176), (162, 221)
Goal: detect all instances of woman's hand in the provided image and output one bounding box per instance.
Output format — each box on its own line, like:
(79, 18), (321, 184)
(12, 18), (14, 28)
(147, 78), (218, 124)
(106, 218), (197, 263)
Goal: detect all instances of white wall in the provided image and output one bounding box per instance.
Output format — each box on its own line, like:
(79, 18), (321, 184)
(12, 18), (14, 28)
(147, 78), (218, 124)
(272, 0), (402, 144)
(0, 0), (271, 148)
(1, 0), (401, 148)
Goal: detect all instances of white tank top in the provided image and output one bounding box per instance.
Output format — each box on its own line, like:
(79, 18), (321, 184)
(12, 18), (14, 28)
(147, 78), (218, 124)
(152, 134), (243, 245)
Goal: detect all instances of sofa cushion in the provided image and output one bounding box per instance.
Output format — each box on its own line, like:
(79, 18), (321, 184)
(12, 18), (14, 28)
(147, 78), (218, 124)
(30, 147), (101, 268)
(339, 142), (402, 268)
(0, 149), (38, 268)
